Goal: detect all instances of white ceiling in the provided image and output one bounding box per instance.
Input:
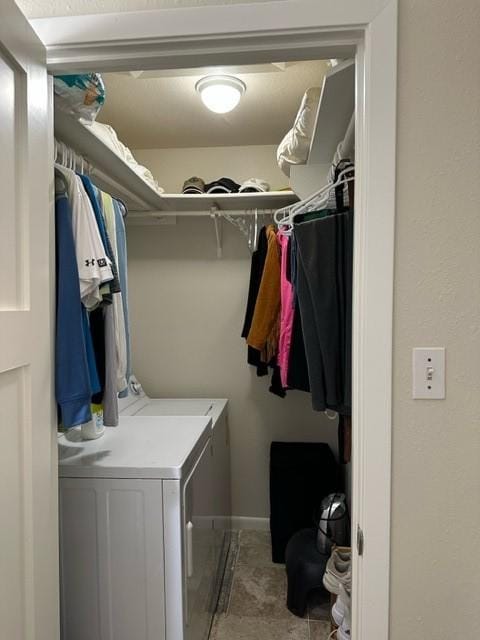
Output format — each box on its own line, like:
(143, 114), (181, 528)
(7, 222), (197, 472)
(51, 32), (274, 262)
(17, 0), (272, 19)
(96, 61), (328, 149)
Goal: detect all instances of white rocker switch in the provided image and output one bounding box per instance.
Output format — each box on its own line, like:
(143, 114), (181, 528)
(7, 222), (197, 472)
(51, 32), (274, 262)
(412, 347), (446, 399)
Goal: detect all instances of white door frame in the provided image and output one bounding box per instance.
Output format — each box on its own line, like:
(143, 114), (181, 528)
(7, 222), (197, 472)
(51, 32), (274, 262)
(31, 1), (397, 637)
(1, 3), (58, 640)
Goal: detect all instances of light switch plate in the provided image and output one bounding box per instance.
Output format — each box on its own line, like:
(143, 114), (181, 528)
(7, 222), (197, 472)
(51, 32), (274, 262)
(412, 347), (446, 399)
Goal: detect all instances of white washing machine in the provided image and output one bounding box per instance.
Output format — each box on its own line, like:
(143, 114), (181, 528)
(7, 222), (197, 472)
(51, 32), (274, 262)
(119, 375), (231, 533)
(58, 416), (220, 640)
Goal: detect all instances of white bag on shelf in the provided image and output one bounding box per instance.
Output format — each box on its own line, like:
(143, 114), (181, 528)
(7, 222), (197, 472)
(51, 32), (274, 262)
(54, 74), (106, 122)
(277, 86), (321, 177)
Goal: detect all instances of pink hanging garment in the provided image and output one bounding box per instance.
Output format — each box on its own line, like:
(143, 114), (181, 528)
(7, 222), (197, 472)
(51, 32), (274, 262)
(277, 231), (295, 388)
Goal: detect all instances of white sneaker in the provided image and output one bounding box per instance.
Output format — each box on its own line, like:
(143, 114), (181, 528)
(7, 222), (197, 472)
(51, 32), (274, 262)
(323, 552), (351, 595)
(331, 584), (351, 627)
(335, 583), (351, 640)
(326, 626), (350, 640)
(336, 624), (350, 640)
(332, 600), (346, 627)
(334, 546), (351, 563)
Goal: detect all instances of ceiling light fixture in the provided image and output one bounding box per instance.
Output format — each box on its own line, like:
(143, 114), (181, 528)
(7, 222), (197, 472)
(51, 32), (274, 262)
(195, 75), (246, 114)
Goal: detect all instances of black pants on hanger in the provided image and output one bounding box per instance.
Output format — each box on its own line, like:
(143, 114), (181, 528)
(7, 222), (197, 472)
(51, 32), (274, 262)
(294, 210), (353, 414)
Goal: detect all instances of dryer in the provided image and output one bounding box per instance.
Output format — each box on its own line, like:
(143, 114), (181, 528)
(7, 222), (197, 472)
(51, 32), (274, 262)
(119, 375), (231, 534)
(59, 416), (219, 640)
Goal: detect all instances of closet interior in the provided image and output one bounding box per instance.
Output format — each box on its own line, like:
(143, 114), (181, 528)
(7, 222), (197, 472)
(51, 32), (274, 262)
(55, 57), (355, 640)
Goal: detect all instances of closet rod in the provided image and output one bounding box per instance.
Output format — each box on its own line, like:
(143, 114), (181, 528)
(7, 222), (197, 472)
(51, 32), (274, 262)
(133, 206), (274, 258)
(139, 209), (276, 217)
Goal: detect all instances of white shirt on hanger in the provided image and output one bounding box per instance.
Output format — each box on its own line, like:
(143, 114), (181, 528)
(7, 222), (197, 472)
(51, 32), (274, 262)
(100, 191), (128, 393)
(55, 165), (113, 309)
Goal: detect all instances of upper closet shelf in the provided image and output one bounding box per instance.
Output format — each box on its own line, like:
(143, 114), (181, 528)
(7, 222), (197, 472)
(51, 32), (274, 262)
(307, 59), (355, 165)
(54, 109), (164, 212)
(54, 109), (298, 214)
(155, 191), (298, 213)
(289, 59), (355, 199)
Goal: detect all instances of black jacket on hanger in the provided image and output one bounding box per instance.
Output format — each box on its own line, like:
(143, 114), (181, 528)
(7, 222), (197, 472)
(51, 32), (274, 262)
(241, 226), (286, 397)
(241, 226), (269, 376)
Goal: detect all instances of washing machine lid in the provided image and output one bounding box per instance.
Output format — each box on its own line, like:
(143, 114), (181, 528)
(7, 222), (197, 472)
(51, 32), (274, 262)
(132, 399), (214, 416)
(118, 376), (213, 416)
(118, 376), (228, 427)
(58, 416), (211, 480)
(117, 374), (149, 414)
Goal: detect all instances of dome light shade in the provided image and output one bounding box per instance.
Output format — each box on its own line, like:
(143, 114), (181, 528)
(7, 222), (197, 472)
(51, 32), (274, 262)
(195, 75), (246, 114)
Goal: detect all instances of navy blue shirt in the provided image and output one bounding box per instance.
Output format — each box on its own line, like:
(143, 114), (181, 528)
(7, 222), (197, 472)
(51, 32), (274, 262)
(55, 175), (93, 427)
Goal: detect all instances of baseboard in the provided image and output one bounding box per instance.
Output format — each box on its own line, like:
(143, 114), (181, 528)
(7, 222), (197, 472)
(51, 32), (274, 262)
(230, 516), (270, 531)
(213, 516), (232, 530)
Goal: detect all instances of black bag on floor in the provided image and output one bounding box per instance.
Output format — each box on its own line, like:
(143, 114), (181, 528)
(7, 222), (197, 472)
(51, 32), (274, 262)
(269, 441), (338, 563)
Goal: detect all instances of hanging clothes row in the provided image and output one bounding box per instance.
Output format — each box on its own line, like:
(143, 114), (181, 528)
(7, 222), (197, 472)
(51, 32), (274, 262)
(241, 160), (354, 462)
(54, 162), (131, 431)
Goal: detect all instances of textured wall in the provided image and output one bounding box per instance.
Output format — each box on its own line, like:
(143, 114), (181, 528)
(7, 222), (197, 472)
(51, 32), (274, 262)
(391, 1), (480, 638)
(126, 145), (337, 520)
(126, 217), (338, 518)
(133, 145), (288, 192)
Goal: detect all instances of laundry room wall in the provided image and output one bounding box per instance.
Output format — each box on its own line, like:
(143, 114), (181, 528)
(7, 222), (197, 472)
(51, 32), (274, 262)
(126, 213), (339, 521)
(127, 144), (339, 521)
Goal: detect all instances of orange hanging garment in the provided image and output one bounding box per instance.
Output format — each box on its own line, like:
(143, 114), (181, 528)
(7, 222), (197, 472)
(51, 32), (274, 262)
(246, 224), (281, 362)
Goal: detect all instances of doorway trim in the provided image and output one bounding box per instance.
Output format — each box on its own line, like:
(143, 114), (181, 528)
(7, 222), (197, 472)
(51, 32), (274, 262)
(32, 1), (397, 637)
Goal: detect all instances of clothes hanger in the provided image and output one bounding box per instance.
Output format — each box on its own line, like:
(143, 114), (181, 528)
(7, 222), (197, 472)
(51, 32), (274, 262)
(249, 210), (255, 254)
(298, 167), (354, 215)
(116, 198), (128, 218)
(277, 166), (355, 236)
(291, 174), (354, 222)
(274, 164), (354, 228)
(274, 200), (296, 226)
(253, 209), (258, 252)
(295, 165), (354, 214)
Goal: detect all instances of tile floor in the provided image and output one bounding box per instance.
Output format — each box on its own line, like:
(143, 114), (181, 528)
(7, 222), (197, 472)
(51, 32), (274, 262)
(210, 530), (332, 640)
